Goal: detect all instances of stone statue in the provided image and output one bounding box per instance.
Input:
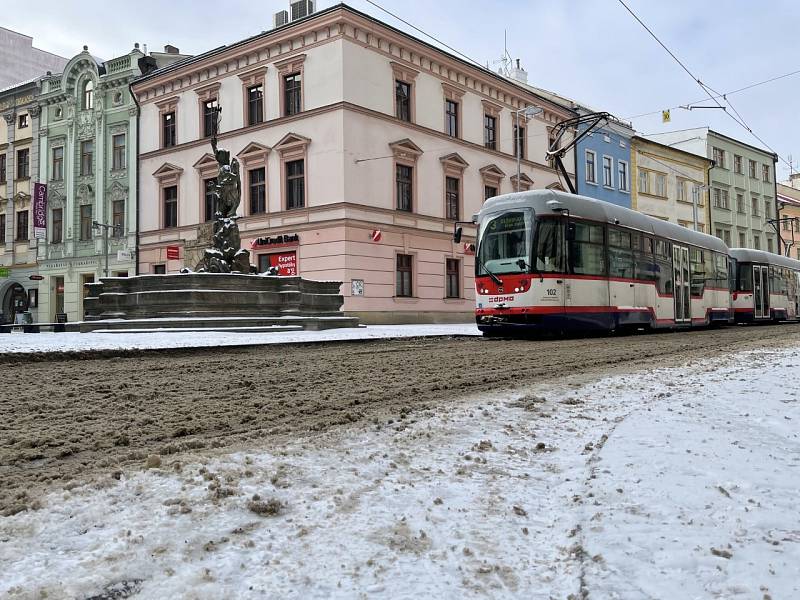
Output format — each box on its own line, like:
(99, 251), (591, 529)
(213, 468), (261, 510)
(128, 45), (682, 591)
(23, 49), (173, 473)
(192, 105), (255, 275)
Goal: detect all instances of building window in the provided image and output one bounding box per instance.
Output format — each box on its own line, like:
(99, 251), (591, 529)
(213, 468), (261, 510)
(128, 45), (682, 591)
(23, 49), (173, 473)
(153, 264), (166, 274)
(0, 214), (5, 244)
(284, 73), (302, 116)
(712, 147), (724, 168)
(514, 125), (525, 159)
(445, 176), (460, 220)
(638, 169), (649, 194)
(445, 258), (460, 298)
(203, 177), (217, 222)
(79, 204), (92, 240)
(247, 84), (264, 126)
(586, 150), (597, 184)
(602, 156), (613, 187)
(112, 201), (124, 237)
(734, 154), (743, 174)
(0, 154), (5, 183)
(485, 185), (498, 200)
(17, 148), (29, 179)
(753, 234), (760, 250)
(677, 179), (686, 202)
(484, 115), (497, 150)
(751, 196), (759, 216)
(396, 164), (412, 212)
(80, 140), (93, 175)
(764, 199), (771, 219)
(767, 238), (774, 253)
(18, 114), (29, 129)
(720, 189), (729, 209)
(655, 173), (666, 197)
(162, 112), (176, 148)
(737, 193), (745, 214)
(83, 80), (94, 110)
(52, 208), (63, 243)
(749, 159), (757, 178)
(202, 99), (217, 137)
(618, 160), (629, 192)
(286, 159), (305, 209)
(723, 230), (731, 246)
(111, 134), (126, 171)
(16, 210), (29, 241)
(396, 254), (413, 297)
(395, 80), (411, 122)
(163, 185), (178, 228)
(445, 99), (459, 138)
(249, 167), (266, 214)
(52, 147), (64, 181)
(762, 164), (771, 183)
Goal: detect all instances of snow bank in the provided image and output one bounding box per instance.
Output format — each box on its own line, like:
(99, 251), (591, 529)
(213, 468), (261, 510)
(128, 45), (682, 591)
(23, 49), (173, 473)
(0, 323), (480, 354)
(1, 346), (798, 599)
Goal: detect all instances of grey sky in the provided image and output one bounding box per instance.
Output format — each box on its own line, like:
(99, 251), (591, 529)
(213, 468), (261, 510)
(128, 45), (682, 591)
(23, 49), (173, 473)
(7, 0), (799, 178)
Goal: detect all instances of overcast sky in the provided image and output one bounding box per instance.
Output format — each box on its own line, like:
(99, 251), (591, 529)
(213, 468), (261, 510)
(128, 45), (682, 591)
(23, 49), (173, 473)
(8, 0), (799, 179)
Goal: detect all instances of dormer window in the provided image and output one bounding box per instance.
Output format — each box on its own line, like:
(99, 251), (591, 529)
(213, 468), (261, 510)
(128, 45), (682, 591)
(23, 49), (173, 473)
(83, 80), (94, 110)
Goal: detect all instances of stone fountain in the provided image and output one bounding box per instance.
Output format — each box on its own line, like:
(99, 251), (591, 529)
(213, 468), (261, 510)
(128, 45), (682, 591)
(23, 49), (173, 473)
(81, 106), (358, 333)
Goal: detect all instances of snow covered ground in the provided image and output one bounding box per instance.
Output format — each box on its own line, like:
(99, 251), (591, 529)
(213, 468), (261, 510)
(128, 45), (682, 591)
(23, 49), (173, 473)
(1, 346), (798, 599)
(0, 323), (480, 354)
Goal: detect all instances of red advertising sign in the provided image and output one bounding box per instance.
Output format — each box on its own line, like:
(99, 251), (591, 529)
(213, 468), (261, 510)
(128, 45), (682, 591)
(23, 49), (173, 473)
(370, 229), (382, 242)
(166, 245), (180, 260)
(263, 251), (297, 276)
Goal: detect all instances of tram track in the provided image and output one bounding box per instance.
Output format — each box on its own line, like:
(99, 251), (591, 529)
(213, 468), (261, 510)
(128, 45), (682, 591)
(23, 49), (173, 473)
(1, 324), (798, 515)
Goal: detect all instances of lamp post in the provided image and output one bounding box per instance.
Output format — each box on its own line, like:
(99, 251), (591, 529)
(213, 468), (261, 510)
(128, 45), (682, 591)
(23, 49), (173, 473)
(514, 106), (543, 191)
(93, 220), (122, 277)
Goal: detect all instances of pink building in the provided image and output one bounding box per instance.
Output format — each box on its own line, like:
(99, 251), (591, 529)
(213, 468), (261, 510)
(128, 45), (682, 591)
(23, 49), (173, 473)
(131, 4), (575, 323)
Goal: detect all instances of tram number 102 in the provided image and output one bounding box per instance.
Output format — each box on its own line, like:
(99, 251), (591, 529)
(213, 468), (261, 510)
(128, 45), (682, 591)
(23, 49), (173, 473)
(545, 288), (558, 297)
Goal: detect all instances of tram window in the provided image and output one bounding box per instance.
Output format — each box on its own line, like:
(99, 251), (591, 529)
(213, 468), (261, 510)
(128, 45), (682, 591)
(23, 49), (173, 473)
(533, 218), (564, 273)
(609, 246), (634, 279)
(631, 232), (642, 251)
(655, 239), (670, 259)
(690, 249), (706, 296)
(643, 237), (654, 255)
(609, 228), (631, 248)
(569, 222), (605, 276)
(714, 253), (728, 289)
(634, 251), (657, 281)
(655, 258), (673, 294)
(738, 264), (753, 292)
(704, 252), (715, 288)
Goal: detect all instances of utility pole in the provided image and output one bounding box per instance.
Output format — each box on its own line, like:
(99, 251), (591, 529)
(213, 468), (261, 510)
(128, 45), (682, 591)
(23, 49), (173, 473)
(93, 220), (120, 277)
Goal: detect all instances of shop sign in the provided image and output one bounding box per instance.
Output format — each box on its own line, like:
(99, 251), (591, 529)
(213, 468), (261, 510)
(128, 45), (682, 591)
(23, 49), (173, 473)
(264, 251), (297, 276)
(370, 229), (382, 242)
(166, 246), (180, 260)
(117, 250), (133, 261)
(33, 182), (47, 240)
(252, 233), (299, 249)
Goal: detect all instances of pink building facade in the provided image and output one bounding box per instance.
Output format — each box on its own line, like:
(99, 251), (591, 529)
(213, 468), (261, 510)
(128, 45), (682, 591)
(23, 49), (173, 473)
(132, 5), (575, 323)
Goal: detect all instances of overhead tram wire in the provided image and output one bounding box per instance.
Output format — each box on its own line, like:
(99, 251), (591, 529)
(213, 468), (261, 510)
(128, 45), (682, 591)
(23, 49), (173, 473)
(617, 0), (792, 170)
(624, 67), (800, 120)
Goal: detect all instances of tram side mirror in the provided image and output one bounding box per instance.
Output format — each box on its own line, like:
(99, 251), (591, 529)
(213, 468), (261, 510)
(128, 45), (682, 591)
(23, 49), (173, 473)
(567, 222), (576, 241)
(453, 226), (463, 243)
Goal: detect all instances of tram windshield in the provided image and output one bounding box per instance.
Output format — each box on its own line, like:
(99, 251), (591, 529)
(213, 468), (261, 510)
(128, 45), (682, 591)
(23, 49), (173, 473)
(477, 210), (533, 276)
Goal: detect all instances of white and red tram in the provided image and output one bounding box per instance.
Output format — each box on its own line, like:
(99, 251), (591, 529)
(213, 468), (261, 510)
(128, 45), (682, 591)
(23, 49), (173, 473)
(466, 190), (733, 335)
(728, 248), (800, 323)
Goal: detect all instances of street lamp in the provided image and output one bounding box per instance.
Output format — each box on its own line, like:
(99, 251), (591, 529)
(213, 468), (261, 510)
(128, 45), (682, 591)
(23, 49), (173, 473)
(93, 220), (122, 277)
(514, 106), (544, 191)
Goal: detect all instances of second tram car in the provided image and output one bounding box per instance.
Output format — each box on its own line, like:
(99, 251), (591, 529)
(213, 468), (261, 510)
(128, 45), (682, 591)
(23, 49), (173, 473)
(466, 190), (733, 335)
(729, 248), (800, 322)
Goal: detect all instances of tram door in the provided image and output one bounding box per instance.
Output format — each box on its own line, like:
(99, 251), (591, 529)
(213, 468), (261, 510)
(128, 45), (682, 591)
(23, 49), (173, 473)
(753, 265), (769, 319)
(672, 245), (691, 323)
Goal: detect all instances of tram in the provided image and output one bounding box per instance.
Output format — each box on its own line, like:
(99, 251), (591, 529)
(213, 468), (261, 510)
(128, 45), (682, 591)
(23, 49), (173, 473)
(461, 190), (732, 335)
(729, 248), (800, 322)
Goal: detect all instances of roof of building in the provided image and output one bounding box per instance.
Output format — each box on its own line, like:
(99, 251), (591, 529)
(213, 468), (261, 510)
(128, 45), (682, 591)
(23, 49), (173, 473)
(131, 3), (576, 116)
(647, 126), (777, 160)
(633, 135), (714, 166)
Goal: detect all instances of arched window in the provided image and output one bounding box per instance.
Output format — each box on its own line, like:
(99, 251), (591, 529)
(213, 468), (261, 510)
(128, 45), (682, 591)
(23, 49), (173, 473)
(83, 79), (94, 110)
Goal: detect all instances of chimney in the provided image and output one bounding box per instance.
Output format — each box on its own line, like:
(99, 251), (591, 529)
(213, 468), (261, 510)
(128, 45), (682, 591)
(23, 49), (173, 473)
(790, 172), (800, 190)
(510, 58), (528, 85)
(274, 9), (289, 27)
(164, 44), (179, 55)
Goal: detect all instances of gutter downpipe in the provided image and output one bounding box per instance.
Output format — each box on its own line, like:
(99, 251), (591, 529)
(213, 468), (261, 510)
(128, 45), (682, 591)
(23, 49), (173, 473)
(129, 79), (141, 275)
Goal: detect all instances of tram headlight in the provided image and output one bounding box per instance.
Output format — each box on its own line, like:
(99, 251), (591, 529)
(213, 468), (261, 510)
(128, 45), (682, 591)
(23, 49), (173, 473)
(514, 287), (520, 292)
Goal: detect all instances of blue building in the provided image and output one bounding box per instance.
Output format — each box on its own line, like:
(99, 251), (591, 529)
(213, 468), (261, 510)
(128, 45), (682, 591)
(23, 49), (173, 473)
(574, 109), (635, 208)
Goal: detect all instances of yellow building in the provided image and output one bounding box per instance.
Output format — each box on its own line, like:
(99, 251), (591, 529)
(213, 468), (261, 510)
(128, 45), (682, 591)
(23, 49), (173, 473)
(631, 136), (712, 235)
(777, 179), (800, 258)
